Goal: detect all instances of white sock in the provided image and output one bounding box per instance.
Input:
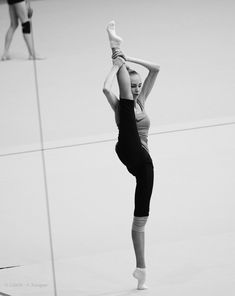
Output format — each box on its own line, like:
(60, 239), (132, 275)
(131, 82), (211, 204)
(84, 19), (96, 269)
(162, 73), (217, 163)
(106, 20), (123, 48)
(133, 267), (148, 290)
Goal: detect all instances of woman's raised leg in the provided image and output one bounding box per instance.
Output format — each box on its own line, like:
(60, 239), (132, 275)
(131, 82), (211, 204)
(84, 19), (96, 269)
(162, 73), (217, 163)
(116, 64), (133, 100)
(107, 21), (132, 100)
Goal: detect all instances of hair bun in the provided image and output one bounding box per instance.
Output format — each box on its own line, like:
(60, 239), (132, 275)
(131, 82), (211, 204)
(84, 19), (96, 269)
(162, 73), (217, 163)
(126, 67), (138, 76)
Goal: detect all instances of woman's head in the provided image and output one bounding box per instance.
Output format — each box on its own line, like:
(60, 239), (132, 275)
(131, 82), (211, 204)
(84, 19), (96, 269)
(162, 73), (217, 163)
(126, 66), (142, 98)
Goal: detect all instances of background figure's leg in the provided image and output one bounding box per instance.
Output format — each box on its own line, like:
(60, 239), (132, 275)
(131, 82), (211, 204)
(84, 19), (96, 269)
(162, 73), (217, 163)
(2, 6), (19, 60)
(14, 2), (34, 57)
(14, 2), (42, 59)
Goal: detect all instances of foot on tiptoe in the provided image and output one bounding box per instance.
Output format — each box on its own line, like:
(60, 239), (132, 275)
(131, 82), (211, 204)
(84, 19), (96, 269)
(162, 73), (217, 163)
(133, 268), (148, 290)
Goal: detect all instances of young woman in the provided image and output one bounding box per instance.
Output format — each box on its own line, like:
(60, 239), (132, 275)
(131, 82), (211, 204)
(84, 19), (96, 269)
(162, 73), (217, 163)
(1, 0), (40, 60)
(103, 21), (160, 290)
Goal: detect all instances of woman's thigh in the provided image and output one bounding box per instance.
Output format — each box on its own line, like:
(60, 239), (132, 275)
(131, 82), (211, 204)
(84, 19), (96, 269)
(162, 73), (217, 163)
(14, 1), (28, 23)
(116, 142), (153, 176)
(8, 5), (18, 26)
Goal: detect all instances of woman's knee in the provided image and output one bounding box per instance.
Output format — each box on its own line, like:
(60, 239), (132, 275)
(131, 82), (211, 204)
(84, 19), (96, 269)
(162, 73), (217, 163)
(10, 21), (19, 30)
(132, 216), (148, 232)
(21, 21), (31, 34)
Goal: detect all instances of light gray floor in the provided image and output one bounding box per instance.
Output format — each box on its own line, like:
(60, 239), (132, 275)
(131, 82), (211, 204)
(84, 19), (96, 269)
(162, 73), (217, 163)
(1, 125), (234, 296)
(1, 230), (235, 296)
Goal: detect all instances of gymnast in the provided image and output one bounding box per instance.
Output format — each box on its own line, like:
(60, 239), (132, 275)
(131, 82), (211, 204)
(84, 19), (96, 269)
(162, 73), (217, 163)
(103, 21), (160, 289)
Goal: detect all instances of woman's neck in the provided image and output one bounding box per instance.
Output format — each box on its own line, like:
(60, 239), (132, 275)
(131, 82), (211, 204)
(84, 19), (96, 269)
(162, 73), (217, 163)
(134, 97), (138, 107)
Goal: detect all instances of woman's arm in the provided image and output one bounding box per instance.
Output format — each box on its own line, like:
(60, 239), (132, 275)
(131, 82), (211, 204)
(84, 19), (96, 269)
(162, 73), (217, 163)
(126, 56), (160, 103)
(103, 58), (125, 111)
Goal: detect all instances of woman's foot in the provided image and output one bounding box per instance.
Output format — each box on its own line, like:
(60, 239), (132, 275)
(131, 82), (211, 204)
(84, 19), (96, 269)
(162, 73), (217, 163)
(28, 54), (45, 60)
(133, 268), (148, 290)
(106, 20), (123, 49)
(1, 54), (10, 61)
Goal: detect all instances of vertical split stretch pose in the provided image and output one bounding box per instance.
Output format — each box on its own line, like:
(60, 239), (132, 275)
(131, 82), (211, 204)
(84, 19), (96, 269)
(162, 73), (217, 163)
(103, 21), (160, 290)
(1, 0), (40, 60)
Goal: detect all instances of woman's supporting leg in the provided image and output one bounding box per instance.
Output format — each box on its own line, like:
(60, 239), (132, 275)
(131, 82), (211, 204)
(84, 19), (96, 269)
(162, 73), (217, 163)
(1, 5), (19, 60)
(132, 216), (148, 290)
(132, 216), (148, 268)
(134, 161), (154, 218)
(116, 77), (150, 291)
(132, 161), (154, 289)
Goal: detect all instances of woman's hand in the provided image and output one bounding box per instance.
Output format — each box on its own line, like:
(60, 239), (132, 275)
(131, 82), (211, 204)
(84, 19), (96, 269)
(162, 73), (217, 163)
(27, 6), (33, 19)
(112, 56), (125, 68)
(112, 49), (126, 61)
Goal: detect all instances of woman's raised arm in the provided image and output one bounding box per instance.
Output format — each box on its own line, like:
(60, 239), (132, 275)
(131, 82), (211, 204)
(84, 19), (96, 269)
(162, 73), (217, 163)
(103, 57), (125, 111)
(126, 56), (160, 103)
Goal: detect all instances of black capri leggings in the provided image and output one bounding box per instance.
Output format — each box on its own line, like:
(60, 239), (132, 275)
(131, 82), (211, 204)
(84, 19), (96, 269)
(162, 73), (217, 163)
(115, 99), (154, 217)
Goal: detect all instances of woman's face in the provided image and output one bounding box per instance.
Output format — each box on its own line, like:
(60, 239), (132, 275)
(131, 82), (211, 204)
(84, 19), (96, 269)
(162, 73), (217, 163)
(130, 74), (142, 98)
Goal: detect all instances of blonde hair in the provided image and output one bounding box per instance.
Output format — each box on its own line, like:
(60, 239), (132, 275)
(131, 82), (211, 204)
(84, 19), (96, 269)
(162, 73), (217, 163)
(126, 65), (139, 76)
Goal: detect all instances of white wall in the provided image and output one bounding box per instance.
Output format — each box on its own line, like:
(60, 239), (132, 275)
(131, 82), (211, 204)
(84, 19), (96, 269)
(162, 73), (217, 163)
(0, 0), (235, 151)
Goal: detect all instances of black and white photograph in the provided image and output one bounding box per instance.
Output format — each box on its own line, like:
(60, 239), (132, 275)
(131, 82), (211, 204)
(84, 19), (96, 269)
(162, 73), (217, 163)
(0, 0), (235, 295)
